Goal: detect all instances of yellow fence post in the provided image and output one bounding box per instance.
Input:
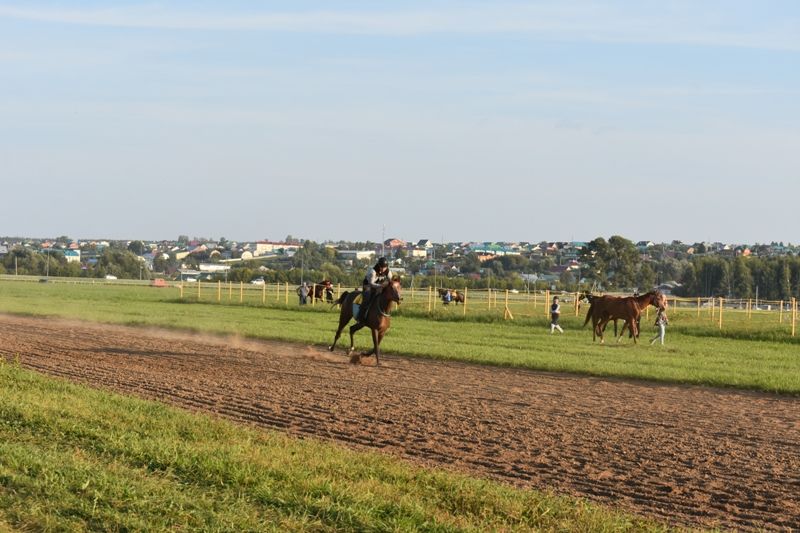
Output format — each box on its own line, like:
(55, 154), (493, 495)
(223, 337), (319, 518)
(428, 286), (433, 313)
(748, 298), (752, 319)
(711, 297), (715, 321)
(503, 289), (514, 320)
(239, 281), (243, 303)
(574, 291), (580, 317)
(311, 284), (316, 306)
(285, 282), (289, 305)
(544, 290), (550, 317)
(646, 305), (650, 321)
(228, 282), (232, 302)
(217, 280), (221, 302)
(697, 297), (701, 318)
(779, 300), (783, 323)
(197, 279), (201, 300)
(718, 297), (724, 330)
(337, 283), (341, 301)
(792, 298), (797, 337)
(179, 283), (184, 299)
(463, 287), (468, 316)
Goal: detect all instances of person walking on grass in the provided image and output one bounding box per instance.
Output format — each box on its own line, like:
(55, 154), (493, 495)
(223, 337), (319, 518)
(650, 309), (669, 345)
(550, 296), (564, 334)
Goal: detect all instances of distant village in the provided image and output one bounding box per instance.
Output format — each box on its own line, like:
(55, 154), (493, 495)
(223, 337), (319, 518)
(1, 235), (798, 298)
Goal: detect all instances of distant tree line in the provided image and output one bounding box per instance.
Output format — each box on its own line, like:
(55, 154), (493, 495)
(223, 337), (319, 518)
(3, 236), (799, 299)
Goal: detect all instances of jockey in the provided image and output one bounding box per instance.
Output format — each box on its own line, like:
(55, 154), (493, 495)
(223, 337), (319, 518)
(357, 257), (391, 323)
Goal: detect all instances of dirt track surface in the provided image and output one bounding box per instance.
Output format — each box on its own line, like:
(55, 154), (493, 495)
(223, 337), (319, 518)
(1, 315), (798, 531)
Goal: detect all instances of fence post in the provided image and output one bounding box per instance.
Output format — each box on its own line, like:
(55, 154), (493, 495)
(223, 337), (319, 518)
(718, 297), (724, 330)
(285, 282), (289, 305)
(504, 289), (513, 320)
(544, 290), (550, 317)
(574, 291), (580, 317)
(711, 297), (715, 320)
(748, 298), (752, 319)
(179, 283), (184, 299)
(239, 281), (243, 303)
(428, 286), (433, 313)
(311, 284), (316, 306)
(697, 297), (701, 318)
(217, 280), (221, 303)
(779, 300), (783, 323)
(197, 278), (201, 300)
(228, 281), (232, 301)
(792, 298), (797, 337)
(463, 287), (468, 316)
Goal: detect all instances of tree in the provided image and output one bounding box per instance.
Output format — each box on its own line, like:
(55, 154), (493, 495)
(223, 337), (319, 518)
(731, 257), (753, 298)
(128, 240), (146, 256)
(637, 263), (656, 290)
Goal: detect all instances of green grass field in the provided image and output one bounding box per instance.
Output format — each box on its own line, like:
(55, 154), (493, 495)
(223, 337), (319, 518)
(1, 279), (798, 394)
(0, 359), (666, 531)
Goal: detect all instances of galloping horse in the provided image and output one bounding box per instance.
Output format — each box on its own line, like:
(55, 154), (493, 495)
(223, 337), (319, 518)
(329, 278), (402, 365)
(588, 291), (667, 344)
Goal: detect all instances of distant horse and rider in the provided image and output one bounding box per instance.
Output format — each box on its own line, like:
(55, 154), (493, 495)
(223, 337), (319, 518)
(437, 288), (465, 305)
(582, 290), (667, 343)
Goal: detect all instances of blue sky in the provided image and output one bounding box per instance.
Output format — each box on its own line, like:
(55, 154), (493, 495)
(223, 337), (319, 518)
(1, 1), (798, 244)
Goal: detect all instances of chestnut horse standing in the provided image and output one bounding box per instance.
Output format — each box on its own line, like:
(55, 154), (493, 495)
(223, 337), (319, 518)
(329, 279), (402, 365)
(588, 291), (666, 344)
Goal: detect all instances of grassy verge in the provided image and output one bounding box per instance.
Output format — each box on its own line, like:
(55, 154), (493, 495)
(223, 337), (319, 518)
(1, 280), (799, 394)
(0, 361), (665, 532)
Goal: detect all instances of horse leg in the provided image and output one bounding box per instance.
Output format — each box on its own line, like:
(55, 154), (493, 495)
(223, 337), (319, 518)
(329, 314), (349, 352)
(597, 318), (608, 344)
(348, 323), (365, 356)
(616, 321), (629, 343)
(371, 328), (381, 365)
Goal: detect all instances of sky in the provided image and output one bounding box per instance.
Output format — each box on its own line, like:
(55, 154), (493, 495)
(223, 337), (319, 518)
(1, 1), (798, 244)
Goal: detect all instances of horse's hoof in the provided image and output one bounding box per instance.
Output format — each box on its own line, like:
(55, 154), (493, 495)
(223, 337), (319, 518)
(328, 345), (334, 352)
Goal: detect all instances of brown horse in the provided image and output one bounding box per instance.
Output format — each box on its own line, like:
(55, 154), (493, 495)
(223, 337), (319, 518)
(437, 288), (465, 304)
(310, 281), (334, 303)
(589, 291), (667, 344)
(582, 292), (638, 341)
(582, 293), (621, 341)
(329, 279), (402, 365)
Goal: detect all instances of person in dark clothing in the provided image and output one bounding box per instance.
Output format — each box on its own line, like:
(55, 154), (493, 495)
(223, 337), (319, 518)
(357, 257), (392, 323)
(550, 296), (564, 334)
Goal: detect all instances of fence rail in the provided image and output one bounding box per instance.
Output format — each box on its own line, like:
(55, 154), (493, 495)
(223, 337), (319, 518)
(1, 275), (796, 337)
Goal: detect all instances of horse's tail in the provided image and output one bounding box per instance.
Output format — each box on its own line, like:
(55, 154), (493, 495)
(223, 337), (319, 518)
(582, 304), (594, 328)
(332, 290), (350, 308)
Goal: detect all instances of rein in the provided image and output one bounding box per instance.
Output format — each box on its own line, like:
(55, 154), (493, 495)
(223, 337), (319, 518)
(377, 294), (394, 317)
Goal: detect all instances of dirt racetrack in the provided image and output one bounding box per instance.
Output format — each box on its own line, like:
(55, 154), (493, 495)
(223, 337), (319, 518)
(1, 315), (798, 531)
